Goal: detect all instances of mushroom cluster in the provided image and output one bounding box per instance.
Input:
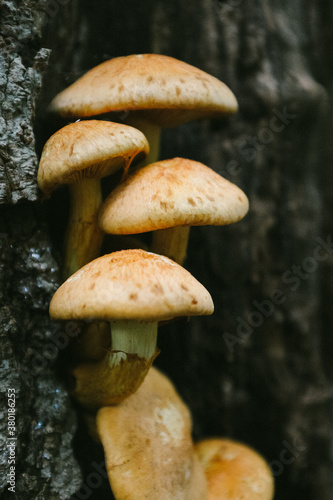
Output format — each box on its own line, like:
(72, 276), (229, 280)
(38, 54), (274, 499)
(49, 249), (214, 410)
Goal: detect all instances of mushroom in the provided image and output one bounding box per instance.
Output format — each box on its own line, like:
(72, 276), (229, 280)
(37, 120), (149, 279)
(97, 366), (207, 500)
(48, 55), (239, 266)
(195, 438), (274, 500)
(75, 321), (110, 363)
(48, 53), (238, 165)
(99, 158), (249, 264)
(49, 249), (214, 410)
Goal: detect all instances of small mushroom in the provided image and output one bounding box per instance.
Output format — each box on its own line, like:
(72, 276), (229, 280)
(37, 120), (149, 279)
(195, 438), (274, 500)
(48, 53), (238, 165)
(99, 158), (249, 264)
(49, 249), (214, 410)
(97, 366), (207, 500)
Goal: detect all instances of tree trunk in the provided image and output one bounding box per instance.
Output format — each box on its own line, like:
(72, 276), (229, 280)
(1, 1), (332, 500)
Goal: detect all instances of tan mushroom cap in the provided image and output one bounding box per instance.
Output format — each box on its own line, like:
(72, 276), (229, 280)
(49, 249), (214, 322)
(99, 158), (249, 234)
(195, 438), (274, 500)
(97, 367), (207, 500)
(48, 54), (238, 127)
(37, 120), (149, 196)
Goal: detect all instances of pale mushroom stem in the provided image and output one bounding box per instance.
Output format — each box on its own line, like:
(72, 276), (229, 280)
(124, 116), (191, 264)
(62, 178), (104, 280)
(109, 320), (158, 366)
(151, 226), (190, 265)
(72, 320), (158, 410)
(124, 116), (161, 167)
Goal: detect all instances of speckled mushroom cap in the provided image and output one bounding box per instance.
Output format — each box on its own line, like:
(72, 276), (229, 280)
(49, 249), (214, 322)
(97, 367), (207, 500)
(195, 439), (274, 500)
(48, 54), (238, 127)
(99, 158), (249, 234)
(37, 120), (149, 196)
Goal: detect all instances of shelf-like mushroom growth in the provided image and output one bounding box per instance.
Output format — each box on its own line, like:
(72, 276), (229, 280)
(195, 439), (274, 500)
(37, 120), (149, 279)
(48, 54), (238, 166)
(97, 366), (207, 500)
(99, 157), (249, 264)
(49, 249), (214, 411)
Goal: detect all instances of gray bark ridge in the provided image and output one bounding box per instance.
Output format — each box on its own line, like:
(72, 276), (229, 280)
(0, 1), (51, 204)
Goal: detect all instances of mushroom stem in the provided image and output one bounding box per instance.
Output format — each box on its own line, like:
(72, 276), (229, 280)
(109, 320), (158, 366)
(62, 178), (103, 280)
(152, 226), (190, 265)
(123, 117), (191, 264)
(72, 320), (158, 410)
(124, 116), (161, 166)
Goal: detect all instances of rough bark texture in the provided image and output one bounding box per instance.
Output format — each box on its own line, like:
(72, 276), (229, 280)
(1, 1), (333, 500)
(0, 1), (82, 499)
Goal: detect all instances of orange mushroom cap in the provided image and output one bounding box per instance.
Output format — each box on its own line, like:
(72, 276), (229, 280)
(49, 54), (238, 127)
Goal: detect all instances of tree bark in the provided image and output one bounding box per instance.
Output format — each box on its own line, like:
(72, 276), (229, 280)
(1, 1), (332, 500)
(0, 1), (82, 499)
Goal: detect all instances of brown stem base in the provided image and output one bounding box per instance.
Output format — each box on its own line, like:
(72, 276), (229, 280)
(71, 349), (159, 411)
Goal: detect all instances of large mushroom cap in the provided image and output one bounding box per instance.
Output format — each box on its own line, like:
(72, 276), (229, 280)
(48, 54), (238, 127)
(195, 438), (274, 500)
(49, 249), (214, 322)
(97, 367), (207, 500)
(99, 158), (249, 234)
(37, 120), (149, 195)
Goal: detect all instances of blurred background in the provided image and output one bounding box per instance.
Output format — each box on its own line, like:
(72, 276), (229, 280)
(0, 1), (332, 499)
